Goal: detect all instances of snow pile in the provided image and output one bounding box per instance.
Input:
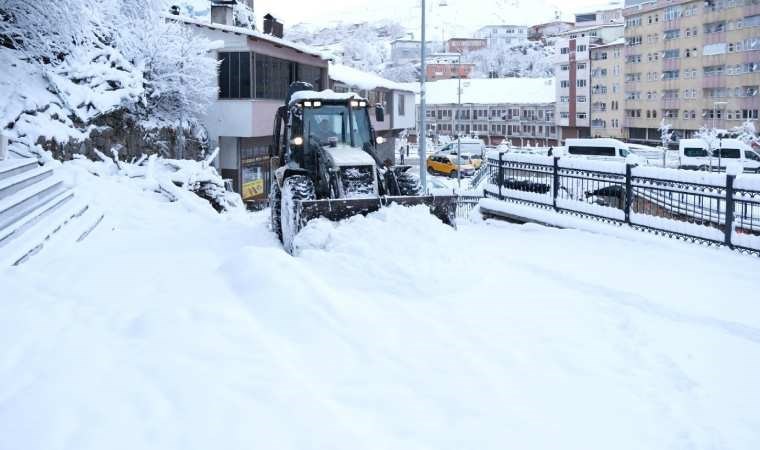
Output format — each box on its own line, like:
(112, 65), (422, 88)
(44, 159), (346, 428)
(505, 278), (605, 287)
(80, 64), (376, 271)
(329, 63), (412, 92)
(68, 148), (243, 214)
(1, 167), (760, 449)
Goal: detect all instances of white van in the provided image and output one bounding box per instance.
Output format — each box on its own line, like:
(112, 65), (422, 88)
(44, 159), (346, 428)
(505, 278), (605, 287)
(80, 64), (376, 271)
(436, 138), (486, 158)
(678, 138), (760, 173)
(560, 138), (642, 163)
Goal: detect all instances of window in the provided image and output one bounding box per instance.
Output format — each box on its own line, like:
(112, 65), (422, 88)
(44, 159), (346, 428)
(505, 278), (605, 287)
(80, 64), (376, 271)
(704, 21), (726, 34)
(576, 112), (587, 120)
(398, 94), (405, 116)
(218, 52), (252, 99)
(560, 64), (569, 71)
(577, 79), (586, 88)
(704, 65), (725, 77)
(568, 146), (615, 156)
(663, 49), (680, 59)
(577, 96), (587, 102)
(662, 70), (680, 80)
(560, 80), (569, 88)
(577, 45), (587, 52)
(713, 148), (741, 159)
(561, 47), (569, 54)
(684, 147), (708, 157)
(577, 63), (586, 70)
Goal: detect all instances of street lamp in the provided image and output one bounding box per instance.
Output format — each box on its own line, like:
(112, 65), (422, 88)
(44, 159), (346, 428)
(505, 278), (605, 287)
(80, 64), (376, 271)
(457, 52), (462, 190)
(419, 0), (428, 190)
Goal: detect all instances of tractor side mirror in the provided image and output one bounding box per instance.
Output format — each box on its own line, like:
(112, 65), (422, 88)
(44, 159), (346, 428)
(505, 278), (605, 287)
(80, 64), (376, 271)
(375, 105), (385, 122)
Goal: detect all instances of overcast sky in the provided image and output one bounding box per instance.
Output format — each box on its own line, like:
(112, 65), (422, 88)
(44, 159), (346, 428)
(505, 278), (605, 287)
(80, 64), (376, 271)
(251, 0), (622, 36)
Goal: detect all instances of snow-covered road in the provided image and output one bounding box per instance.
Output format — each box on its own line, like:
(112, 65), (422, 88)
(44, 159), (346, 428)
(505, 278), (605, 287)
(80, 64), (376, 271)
(1, 166), (759, 450)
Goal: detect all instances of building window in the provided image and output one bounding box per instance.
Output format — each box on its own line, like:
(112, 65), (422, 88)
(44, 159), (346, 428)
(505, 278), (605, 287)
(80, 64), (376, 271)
(218, 52), (252, 99)
(398, 94), (405, 116)
(577, 79), (586, 88)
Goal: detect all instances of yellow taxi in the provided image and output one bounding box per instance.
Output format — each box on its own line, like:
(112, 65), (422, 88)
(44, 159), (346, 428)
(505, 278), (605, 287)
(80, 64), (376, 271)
(427, 154), (476, 178)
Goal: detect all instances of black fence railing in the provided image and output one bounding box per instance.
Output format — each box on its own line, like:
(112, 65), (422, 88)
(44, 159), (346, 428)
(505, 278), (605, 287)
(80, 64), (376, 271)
(484, 152), (760, 255)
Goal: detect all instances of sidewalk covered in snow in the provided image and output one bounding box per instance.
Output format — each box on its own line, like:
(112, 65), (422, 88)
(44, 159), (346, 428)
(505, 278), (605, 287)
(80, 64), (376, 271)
(1, 165), (759, 450)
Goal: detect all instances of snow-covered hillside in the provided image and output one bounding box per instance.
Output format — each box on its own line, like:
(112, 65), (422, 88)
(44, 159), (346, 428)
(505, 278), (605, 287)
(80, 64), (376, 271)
(1, 165), (759, 450)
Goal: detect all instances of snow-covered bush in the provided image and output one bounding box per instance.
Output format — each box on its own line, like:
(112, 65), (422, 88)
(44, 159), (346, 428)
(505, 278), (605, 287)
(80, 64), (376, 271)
(79, 147), (243, 213)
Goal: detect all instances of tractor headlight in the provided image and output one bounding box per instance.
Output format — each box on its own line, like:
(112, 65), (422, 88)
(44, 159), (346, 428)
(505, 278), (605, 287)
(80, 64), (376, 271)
(313, 101), (322, 107)
(303, 101), (312, 107)
(376, 136), (385, 144)
(292, 136), (303, 146)
(359, 101), (367, 107)
(350, 100), (360, 107)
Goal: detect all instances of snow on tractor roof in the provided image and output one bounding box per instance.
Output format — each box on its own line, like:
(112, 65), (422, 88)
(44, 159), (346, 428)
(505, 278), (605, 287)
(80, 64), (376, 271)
(288, 89), (366, 106)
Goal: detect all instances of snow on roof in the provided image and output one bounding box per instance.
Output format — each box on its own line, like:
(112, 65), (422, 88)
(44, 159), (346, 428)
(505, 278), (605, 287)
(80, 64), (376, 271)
(412, 78), (555, 105)
(328, 64), (413, 93)
(165, 14), (327, 59)
(557, 23), (624, 36)
(592, 37), (625, 48)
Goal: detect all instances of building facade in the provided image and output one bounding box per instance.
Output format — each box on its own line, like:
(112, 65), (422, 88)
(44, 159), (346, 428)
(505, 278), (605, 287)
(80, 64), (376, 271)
(554, 24), (625, 139)
(474, 25), (529, 48)
(622, 0), (760, 145)
(426, 63), (476, 81)
(445, 38), (487, 53)
(411, 78), (558, 146)
(590, 40), (626, 138)
(390, 39), (436, 65)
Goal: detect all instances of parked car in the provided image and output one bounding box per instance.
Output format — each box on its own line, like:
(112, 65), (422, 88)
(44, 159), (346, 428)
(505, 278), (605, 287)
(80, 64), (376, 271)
(435, 138), (486, 158)
(434, 149), (483, 169)
(678, 138), (760, 172)
(559, 138), (644, 164)
(427, 154), (476, 178)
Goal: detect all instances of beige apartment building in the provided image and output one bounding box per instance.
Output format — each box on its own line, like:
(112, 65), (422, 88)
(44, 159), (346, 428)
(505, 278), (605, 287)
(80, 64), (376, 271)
(622, 0), (760, 146)
(590, 40), (626, 138)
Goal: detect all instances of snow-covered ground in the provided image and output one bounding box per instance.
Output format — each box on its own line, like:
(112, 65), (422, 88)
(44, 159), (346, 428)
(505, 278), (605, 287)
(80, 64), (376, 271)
(1, 164), (760, 450)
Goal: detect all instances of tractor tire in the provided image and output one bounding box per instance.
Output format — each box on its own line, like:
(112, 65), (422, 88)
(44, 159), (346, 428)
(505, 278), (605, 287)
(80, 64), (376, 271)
(396, 169), (422, 196)
(281, 175), (316, 254)
(270, 181), (283, 242)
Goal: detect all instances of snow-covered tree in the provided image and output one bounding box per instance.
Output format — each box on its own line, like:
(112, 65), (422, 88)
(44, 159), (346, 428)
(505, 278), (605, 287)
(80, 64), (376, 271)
(464, 41), (554, 79)
(658, 119), (673, 167)
(730, 119), (760, 148)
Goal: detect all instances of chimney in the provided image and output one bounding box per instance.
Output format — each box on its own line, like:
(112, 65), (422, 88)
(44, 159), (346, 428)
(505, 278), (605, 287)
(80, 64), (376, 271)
(210, 0), (235, 25)
(263, 13), (283, 38)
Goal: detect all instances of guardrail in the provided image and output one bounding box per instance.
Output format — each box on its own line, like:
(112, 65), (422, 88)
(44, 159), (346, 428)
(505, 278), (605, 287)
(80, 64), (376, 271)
(483, 152), (760, 255)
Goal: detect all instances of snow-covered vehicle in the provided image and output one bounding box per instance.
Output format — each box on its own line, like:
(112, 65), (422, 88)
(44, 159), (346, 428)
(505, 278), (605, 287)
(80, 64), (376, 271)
(678, 138), (760, 172)
(270, 82), (457, 252)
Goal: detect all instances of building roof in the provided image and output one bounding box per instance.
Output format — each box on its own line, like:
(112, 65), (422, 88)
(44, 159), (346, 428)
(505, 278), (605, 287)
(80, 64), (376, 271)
(406, 77), (555, 105)
(591, 37), (625, 48)
(166, 14), (326, 59)
(556, 23), (624, 36)
(328, 63), (413, 92)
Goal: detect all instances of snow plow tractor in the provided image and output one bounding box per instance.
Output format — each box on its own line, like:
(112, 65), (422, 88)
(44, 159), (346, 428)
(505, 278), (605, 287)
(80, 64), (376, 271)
(269, 82), (457, 252)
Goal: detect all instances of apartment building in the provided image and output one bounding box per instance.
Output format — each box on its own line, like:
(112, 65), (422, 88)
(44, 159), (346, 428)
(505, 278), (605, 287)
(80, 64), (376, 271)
(576, 6), (625, 26)
(590, 39), (626, 138)
(622, 0), (760, 145)
(412, 78), (558, 146)
(390, 39), (437, 65)
(474, 25), (529, 48)
(554, 24), (626, 139)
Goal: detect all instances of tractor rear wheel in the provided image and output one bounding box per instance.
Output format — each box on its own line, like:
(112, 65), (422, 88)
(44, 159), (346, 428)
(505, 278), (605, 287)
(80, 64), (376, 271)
(281, 175), (316, 254)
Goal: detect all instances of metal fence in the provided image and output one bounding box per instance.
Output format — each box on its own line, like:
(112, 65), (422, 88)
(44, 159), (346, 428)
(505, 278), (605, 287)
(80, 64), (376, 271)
(484, 153), (760, 255)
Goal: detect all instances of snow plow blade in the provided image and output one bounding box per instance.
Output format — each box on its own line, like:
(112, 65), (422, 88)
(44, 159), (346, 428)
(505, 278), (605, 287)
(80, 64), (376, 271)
(296, 195), (458, 231)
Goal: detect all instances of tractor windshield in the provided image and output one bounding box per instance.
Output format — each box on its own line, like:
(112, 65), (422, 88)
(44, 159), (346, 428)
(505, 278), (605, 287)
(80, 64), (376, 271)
(303, 103), (372, 150)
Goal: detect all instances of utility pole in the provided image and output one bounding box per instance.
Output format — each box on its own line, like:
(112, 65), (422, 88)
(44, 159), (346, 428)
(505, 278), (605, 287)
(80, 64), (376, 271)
(419, 0), (428, 191)
(457, 52), (462, 190)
